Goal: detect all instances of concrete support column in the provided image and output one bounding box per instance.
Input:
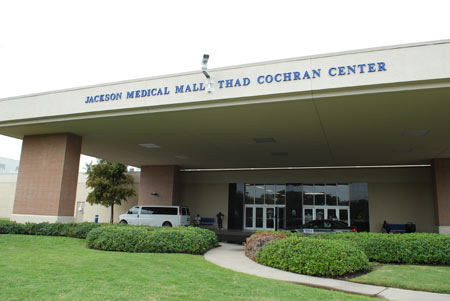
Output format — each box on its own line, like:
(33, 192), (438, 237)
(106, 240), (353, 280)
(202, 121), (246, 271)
(432, 159), (450, 234)
(139, 165), (180, 206)
(11, 133), (82, 223)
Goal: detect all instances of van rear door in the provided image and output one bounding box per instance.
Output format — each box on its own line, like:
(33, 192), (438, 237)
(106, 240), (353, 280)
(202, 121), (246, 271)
(181, 207), (190, 225)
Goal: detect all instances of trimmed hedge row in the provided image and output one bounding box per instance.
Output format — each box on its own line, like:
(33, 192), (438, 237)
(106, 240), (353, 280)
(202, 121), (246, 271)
(0, 221), (102, 239)
(313, 232), (450, 264)
(86, 225), (218, 254)
(256, 236), (369, 276)
(1, 221), (219, 254)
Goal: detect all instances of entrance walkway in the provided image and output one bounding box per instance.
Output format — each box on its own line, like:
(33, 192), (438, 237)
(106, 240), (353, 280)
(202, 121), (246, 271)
(204, 243), (450, 301)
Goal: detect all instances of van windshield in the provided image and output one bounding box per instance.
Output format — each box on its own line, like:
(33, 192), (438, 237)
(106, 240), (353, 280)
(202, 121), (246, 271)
(128, 207), (139, 214)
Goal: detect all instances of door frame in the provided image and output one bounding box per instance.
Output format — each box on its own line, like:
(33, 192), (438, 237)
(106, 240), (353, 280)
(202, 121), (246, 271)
(243, 204), (285, 230)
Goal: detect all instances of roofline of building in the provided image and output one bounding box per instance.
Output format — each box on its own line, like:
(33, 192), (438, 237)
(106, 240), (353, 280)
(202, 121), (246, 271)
(2, 39), (450, 102)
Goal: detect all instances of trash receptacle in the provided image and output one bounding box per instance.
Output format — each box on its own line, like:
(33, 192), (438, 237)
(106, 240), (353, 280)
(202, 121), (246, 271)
(94, 215), (99, 223)
(405, 223), (416, 233)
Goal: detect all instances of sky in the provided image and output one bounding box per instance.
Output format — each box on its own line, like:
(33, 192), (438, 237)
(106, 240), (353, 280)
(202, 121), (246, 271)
(0, 0), (449, 170)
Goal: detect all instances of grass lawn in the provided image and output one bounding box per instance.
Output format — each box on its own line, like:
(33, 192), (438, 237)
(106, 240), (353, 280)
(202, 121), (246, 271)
(0, 235), (374, 301)
(351, 264), (450, 294)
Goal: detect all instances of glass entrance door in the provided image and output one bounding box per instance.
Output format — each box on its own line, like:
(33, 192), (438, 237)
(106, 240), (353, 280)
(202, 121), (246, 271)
(255, 207), (263, 228)
(266, 207), (275, 229)
(276, 207), (285, 230)
(244, 205), (284, 230)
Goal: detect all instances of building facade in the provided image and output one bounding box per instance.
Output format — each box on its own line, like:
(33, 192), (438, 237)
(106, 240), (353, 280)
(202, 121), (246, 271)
(0, 40), (449, 233)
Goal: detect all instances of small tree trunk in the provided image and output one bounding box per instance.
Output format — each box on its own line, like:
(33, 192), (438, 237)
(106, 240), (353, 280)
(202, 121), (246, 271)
(110, 204), (114, 224)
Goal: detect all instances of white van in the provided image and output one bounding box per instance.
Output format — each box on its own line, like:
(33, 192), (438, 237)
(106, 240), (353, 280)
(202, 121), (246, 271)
(119, 205), (191, 227)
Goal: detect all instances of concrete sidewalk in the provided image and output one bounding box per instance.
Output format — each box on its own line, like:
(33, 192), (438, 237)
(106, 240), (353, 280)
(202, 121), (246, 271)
(204, 243), (450, 301)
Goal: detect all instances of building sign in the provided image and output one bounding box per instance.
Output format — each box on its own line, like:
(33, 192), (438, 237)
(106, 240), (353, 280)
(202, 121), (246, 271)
(84, 61), (387, 104)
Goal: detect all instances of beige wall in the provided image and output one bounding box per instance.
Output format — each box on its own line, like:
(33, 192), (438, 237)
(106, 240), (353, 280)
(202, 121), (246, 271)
(75, 172), (139, 223)
(0, 174), (17, 219)
(369, 182), (435, 233)
(181, 183), (229, 229)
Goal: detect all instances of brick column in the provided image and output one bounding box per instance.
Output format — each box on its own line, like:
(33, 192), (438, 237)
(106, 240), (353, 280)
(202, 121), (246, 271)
(11, 133), (81, 223)
(139, 165), (180, 206)
(432, 159), (450, 234)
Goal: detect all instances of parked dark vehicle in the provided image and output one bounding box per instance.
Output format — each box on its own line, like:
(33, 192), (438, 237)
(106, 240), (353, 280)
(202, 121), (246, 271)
(290, 219), (357, 234)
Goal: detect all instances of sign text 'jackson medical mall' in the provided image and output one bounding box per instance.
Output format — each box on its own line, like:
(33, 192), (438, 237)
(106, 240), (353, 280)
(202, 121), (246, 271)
(84, 61), (387, 104)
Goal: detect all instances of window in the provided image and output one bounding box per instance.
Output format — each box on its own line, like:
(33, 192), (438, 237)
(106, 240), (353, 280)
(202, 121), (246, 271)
(306, 220), (323, 229)
(314, 184), (325, 205)
(245, 184), (255, 204)
(245, 184), (287, 205)
(151, 207), (178, 215)
(255, 184), (264, 204)
(182, 208), (189, 216)
(337, 184), (350, 205)
(141, 207), (154, 215)
(331, 220), (348, 229)
(325, 184), (337, 205)
(128, 207), (139, 214)
(140, 207), (178, 215)
(327, 208), (337, 220)
(275, 185), (286, 204)
(303, 184), (314, 205)
(265, 185), (275, 204)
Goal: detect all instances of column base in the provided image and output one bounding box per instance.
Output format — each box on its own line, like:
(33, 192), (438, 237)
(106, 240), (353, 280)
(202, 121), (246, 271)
(438, 226), (450, 234)
(10, 214), (74, 224)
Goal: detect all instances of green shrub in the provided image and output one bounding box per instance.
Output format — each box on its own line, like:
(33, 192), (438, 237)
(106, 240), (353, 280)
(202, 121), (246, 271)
(256, 236), (369, 277)
(63, 223), (103, 239)
(311, 232), (450, 264)
(86, 225), (218, 254)
(0, 221), (27, 234)
(0, 221), (102, 239)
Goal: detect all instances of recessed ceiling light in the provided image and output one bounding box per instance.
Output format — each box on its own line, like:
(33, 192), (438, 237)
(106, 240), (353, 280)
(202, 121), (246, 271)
(138, 143), (160, 149)
(253, 138), (276, 143)
(271, 152), (288, 156)
(401, 130), (429, 137)
(392, 148), (412, 153)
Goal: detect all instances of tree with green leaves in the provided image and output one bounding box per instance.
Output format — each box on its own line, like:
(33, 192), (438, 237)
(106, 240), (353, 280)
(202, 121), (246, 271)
(85, 159), (136, 223)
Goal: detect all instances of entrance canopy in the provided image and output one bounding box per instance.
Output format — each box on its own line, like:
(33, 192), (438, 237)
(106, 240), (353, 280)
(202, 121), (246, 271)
(1, 40), (450, 169)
